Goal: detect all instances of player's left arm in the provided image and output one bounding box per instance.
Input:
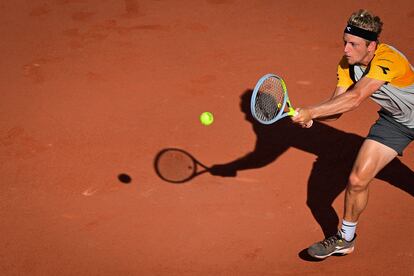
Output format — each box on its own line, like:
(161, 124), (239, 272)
(293, 77), (385, 124)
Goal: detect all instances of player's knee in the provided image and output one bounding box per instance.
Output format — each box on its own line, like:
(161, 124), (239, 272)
(347, 171), (369, 192)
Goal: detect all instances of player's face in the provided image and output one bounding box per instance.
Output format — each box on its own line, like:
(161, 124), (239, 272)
(343, 33), (372, 66)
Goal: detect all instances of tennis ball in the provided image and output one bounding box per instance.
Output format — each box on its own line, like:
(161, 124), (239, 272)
(200, 112), (214, 126)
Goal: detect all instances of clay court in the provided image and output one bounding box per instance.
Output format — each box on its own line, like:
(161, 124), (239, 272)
(1, 0), (413, 275)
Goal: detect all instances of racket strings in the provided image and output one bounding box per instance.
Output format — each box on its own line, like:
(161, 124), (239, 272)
(254, 77), (285, 122)
(156, 150), (196, 182)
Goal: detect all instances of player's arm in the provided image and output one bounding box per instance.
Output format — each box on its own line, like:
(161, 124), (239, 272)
(293, 77), (385, 123)
(316, 86), (348, 121)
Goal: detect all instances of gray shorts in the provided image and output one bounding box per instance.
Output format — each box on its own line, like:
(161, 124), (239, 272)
(367, 111), (414, 156)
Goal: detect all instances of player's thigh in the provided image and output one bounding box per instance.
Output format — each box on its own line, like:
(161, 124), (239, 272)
(351, 139), (398, 181)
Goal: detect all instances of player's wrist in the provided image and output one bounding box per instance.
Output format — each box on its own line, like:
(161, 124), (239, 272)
(308, 108), (316, 120)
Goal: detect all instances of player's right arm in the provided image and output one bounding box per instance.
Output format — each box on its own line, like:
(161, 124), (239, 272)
(308, 57), (353, 121)
(316, 86), (348, 121)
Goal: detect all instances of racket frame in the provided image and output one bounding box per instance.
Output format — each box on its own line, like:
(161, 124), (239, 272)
(250, 73), (296, 125)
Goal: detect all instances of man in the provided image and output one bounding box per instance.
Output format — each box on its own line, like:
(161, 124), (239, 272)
(292, 9), (414, 259)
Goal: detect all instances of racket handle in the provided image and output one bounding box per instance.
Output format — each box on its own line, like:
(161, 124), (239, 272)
(292, 108), (313, 128)
(289, 108), (298, 117)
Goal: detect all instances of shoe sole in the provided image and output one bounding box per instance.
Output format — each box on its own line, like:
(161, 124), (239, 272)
(309, 246), (354, 259)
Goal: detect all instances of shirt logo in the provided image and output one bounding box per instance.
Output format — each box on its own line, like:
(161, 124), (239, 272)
(377, 65), (390, 75)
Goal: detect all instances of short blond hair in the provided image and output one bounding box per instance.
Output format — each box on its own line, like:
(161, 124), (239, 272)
(347, 9), (383, 37)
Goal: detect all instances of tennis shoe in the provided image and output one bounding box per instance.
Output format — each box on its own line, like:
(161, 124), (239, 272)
(307, 232), (356, 259)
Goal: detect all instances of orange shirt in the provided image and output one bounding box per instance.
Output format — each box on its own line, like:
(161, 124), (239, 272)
(337, 43), (414, 89)
(336, 43), (414, 128)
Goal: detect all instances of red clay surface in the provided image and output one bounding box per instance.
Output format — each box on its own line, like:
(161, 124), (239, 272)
(1, 1), (413, 275)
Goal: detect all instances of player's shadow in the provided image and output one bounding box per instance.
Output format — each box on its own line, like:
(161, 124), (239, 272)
(209, 89), (414, 261)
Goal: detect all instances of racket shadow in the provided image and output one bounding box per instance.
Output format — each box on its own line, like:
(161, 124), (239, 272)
(153, 148), (237, 184)
(209, 89), (414, 242)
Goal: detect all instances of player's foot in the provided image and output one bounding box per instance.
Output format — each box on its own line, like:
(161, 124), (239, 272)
(307, 232), (356, 259)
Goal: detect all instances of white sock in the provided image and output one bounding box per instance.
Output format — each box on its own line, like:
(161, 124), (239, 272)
(340, 219), (357, 242)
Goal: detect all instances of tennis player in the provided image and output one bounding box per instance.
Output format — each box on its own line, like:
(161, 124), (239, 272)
(292, 9), (414, 259)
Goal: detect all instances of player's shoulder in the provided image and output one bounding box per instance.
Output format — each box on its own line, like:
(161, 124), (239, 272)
(372, 43), (406, 66)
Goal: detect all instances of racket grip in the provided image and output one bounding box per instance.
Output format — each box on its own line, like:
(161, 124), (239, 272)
(294, 108), (313, 128)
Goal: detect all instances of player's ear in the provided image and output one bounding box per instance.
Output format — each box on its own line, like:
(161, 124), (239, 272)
(367, 41), (377, 52)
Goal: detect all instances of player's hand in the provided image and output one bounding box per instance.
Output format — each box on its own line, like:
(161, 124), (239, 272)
(291, 108), (314, 128)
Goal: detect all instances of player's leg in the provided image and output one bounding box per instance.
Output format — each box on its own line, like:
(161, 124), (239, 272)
(340, 139), (397, 239)
(343, 110), (414, 226)
(307, 111), (413, 259)
(344, 139), (398, 221)
(306, 140), (396, 259)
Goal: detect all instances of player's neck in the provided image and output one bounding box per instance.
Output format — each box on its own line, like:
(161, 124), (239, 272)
(360, 43), (378, 66)
(358, 51), (376, 67)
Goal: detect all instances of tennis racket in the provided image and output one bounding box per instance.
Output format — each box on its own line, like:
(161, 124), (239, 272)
(154, 148), (209, 183)
(251, 73), (312, 126)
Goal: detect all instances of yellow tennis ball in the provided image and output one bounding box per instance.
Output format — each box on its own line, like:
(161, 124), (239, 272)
(200, 112), (214, 126)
